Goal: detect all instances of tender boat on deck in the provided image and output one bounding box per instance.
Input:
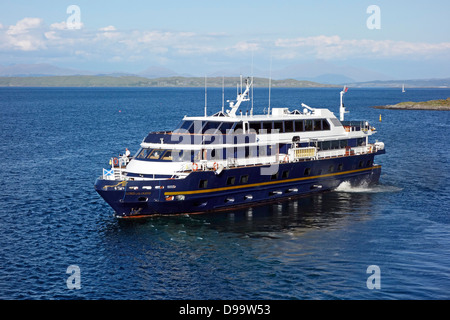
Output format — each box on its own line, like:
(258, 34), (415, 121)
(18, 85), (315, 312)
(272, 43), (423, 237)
(94, 78), (385, 218)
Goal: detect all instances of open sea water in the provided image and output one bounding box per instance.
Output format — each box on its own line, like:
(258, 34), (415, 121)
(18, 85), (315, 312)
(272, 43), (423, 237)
(0, 86), (449, 300)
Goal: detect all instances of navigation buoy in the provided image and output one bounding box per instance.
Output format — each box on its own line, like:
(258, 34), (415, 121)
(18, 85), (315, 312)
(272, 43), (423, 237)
(379, 114), (382, 122)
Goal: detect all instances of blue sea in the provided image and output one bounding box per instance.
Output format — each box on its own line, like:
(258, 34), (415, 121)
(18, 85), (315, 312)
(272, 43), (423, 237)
(0, 86), (449, 300)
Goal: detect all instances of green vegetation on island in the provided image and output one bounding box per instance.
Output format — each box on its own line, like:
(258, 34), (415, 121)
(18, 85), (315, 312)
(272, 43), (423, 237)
(372, 98), (450, 111)
(0, 75), (337, 88)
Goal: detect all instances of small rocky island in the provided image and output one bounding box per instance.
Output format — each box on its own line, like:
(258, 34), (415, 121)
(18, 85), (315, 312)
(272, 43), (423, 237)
(373, 98), (450, 110)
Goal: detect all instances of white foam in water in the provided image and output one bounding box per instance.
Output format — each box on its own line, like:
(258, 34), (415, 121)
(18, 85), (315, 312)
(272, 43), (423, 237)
(334, 181), (403, 193)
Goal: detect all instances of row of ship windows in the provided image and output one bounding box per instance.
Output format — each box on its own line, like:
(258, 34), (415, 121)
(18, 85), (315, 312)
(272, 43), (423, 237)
(176, 119), (331, 134)
(135, 138), (367, 161)
(197, 159), (373, 189)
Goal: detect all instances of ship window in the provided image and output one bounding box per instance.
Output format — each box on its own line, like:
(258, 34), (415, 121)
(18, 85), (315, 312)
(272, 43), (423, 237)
(267, 145), (276, 156)
(295, 120), (304, 132)
(148, 149), (163, 159)
(328, 165), (334, 172)
(273, 121), (283, 133)
(233, 122), (243, 132)
(348, 138), (357, 147)
(357, 138), (366, 146)
(271, 172), (278, 180)
(329, 118), (342, 127)
(227, 176), (235, 185)
(202, 121), (221, 134)
(172, 150), (186, 162)
(321, 141), (331, 150)
(284, 121), (294, 133)
(136, 148), (151, 159)
(304, 168), (311, 176)
(322, 120), (330, 130)
(199, 179), (208, 189)
(192, 150), (201, 161)
(219, 122), (234, 134)
(179, 120), (193, 132)
(282, 170), (289, 179)
(313, 120), (322, 131)
(340, 140), (348, 148)
(262, 121), (272, 133)
(331, 140), (340, 149)
(184, 121), (204, 134)
(367, 160), (373, 167)
(359, 160), (364, 168)
(249, 122), (261, 133)
(305, 120), (313, 131)
(161, 150), (173, 161)
(338, 163), (343, 171)
(240, 175), (249, 184)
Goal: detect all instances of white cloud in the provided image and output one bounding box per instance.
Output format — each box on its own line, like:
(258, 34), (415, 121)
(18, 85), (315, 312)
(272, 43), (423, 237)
(7, 17), (43, 35)
(50, 21), (68, 30)
(3, 18), (46, 51)
(274, 35), (450, 60)
(1, 16), (449, 77)
(99, 26), (116, 32)
(231, 41), (260, 52)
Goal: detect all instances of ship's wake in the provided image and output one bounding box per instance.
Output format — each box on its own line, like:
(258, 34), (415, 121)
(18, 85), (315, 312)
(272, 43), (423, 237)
(334, 181), (403, 194)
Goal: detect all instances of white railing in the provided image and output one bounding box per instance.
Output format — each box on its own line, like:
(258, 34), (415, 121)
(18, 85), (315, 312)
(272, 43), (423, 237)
(101, 143), (381, 180)
(317, 148), (346, 159)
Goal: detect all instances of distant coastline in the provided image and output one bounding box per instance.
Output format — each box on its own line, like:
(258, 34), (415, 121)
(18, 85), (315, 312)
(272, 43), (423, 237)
(0, 75), (338, 88)
(372, 98), (450, 110)
(1, 75), (449, 89)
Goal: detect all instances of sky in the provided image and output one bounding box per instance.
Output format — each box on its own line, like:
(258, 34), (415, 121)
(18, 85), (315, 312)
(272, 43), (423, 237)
(0, 0), (449, 81)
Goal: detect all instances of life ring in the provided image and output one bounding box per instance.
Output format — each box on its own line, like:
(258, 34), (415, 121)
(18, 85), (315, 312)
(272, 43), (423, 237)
(113, 158), (119, 166)
(213, 162), (219, 171)
(283, 155), (289, 163)
(192, 163), (198, 172)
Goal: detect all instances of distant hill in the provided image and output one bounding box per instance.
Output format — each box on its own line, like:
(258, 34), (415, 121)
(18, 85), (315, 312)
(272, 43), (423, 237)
(1, 63), (448, 88)
(302, 73), (356, 85)
(0, 75), (337, 88)
(0, 76), (150, 87)
(0, 63), (94, 77)
(138, 66), (180, 78)
(347, 78), (450, 88)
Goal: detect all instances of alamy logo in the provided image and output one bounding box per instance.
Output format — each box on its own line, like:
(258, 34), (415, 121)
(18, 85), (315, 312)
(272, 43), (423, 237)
(366, 265), (381, 289)
(366, 5), (381, 30)
(66, 265), (81, 289)
(66, 5), (82, 30)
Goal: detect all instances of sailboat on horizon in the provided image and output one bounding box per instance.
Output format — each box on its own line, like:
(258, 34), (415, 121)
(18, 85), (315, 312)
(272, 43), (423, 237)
(402, 84), (406, 93)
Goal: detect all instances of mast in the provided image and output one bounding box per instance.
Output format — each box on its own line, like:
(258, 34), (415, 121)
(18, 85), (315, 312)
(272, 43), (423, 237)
(227, 77), (252, 117)
(251, 51), (254, 116)
(204, 75), (207, 117)
(340, 85), (349, 121)
(268, 56), (272, 115)
(222, 76), (225, 113)
(240, 74), (243, 94)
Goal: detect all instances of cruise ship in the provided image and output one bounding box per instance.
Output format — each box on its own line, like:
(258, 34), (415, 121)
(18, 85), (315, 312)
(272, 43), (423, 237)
(94, 78), (385, 218)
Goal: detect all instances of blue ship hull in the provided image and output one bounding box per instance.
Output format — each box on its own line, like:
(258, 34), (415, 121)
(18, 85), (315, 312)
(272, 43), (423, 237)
(94, 152), (383, 218)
